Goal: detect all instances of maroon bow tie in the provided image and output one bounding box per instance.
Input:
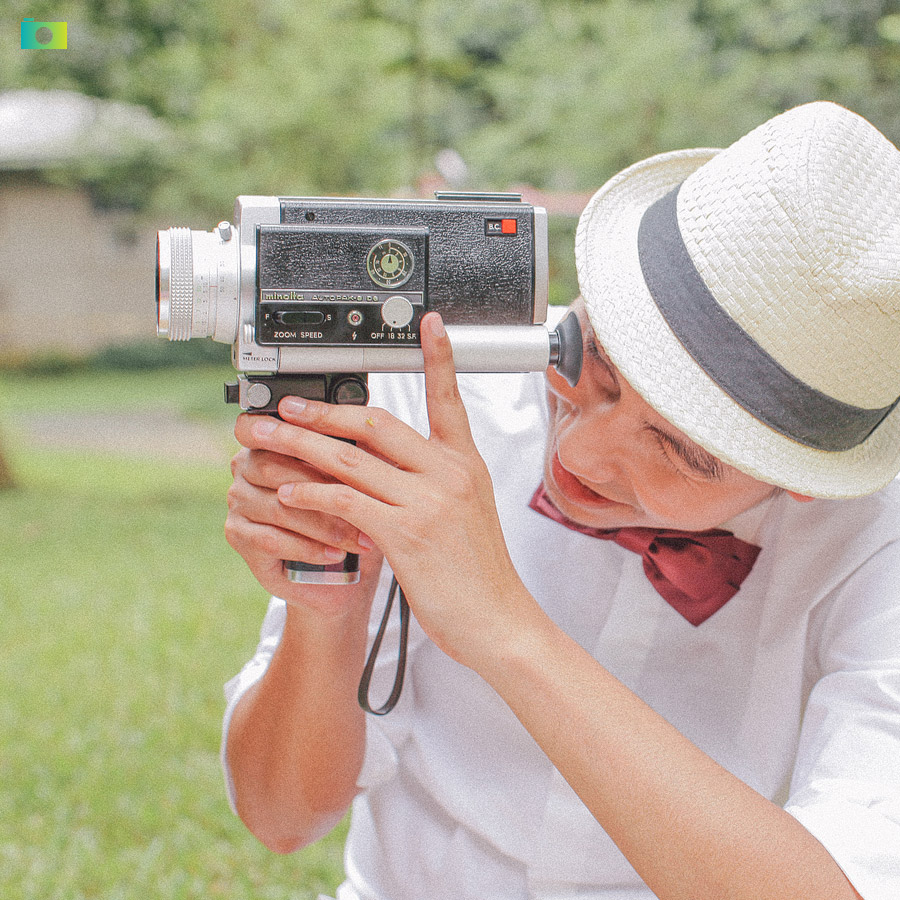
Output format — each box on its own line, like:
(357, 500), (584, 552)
(529, 484), (761, 626)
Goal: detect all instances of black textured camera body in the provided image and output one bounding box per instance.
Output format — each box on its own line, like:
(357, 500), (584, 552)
(272, 197), (537, 322)
(255, 197), (540, 355)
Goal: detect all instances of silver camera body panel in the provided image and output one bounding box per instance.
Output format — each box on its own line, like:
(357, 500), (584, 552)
(158, 193), (559, 379)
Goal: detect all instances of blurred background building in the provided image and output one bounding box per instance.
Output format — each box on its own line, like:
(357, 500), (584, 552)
(0, 89), (165, 357)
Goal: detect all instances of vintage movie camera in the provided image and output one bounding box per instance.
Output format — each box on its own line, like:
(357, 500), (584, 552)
(156, 192), (582, 587)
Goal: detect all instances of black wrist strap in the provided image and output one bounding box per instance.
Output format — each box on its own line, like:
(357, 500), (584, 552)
(357, 575), (410, 716)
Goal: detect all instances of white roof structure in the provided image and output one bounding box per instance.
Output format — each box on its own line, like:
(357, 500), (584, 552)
(0, 88), (166, 169)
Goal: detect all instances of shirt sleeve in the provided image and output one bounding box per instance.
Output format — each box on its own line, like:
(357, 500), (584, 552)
(784, 541), (900, 900)
(219, 579), (412, 817)
(220, 596), (287, 815)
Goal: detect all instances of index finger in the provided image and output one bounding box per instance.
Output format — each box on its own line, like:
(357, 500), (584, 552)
(234, 412), (266, 449)
(420, 312), (476, 450)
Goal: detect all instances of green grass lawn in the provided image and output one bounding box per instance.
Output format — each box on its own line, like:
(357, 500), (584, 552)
(0, 366), (347, 899)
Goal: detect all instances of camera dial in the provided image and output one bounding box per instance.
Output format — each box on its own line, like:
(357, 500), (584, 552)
(380, 295), (415, 329)
(156, 224), (240, 343)
(367, 239), (414, 288)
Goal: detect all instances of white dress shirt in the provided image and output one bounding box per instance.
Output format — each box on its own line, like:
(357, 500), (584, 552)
(223, 363), (900, 900)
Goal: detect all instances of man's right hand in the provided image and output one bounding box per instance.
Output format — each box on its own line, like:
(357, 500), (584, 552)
(225, 412), (383, 614)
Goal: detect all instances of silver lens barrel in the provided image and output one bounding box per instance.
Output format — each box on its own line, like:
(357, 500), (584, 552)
(157, 228), (194, 340)
(156, 224), (241, 344)
(275, 324), (554, 374)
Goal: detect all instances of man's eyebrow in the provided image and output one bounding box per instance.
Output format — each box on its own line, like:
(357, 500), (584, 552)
(643, 422), (725, 481)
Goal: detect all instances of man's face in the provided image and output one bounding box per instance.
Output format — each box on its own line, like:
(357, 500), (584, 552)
(543, 300), (779, 532)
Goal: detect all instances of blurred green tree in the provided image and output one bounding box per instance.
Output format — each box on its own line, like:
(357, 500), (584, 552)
(0, 434), (13, 489)
(4, 0), (900, 214)
(453, 0), (900, 191)
(691, 0), (900, 134)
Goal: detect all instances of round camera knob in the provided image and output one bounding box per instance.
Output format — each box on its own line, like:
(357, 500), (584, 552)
(380, 295), (415, 329)
(246, 382), (273, 409)
(330, 377), (369, 406)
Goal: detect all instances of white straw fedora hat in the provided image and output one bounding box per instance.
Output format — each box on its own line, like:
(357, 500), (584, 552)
(575, 101), (900, 499)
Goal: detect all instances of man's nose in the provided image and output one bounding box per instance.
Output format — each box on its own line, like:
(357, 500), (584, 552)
(557, 397), (632, 485)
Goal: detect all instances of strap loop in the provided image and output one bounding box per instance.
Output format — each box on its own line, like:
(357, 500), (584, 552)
(358, 576), (410, 716)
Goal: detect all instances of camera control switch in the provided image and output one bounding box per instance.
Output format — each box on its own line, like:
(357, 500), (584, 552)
(381, 295), (415, 329)
(330, 376), (369, 406)
(246, 382), (274, 409)
(274, 310), (326, 326)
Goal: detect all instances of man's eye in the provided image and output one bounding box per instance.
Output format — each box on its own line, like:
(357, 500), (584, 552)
(585, 339), (610, 369)
(647, 427), (724, 482)
(585, 340), (617, 383)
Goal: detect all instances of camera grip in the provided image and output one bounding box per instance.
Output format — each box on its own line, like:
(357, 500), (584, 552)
(225, 373), (370, 586)
(283, 426), (362, 583)
(285, 554), (361, 584)
(284, 375), (369, 585)
(283, 427), (361, 581)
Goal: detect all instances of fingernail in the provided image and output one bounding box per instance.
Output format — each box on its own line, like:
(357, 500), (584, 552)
(253, 417), (278, 437)
(281, 397), (307, 416)
(357, 533), (376, 551)
(277, 484), (294, 503)
(324, 547), (346, 562)
(428, 314), (445, 337)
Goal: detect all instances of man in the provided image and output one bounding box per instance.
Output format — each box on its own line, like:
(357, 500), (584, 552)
(221, 102), (900, 898)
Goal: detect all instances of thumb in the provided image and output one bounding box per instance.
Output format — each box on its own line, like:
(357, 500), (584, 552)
(421, 313), (475, 450)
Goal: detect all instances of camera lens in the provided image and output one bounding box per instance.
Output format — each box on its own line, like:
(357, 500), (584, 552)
(156, 227), (195, 340)
(156, 226), (240, 344)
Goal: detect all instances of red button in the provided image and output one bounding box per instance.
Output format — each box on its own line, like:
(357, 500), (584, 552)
(501, 218), (517, 234)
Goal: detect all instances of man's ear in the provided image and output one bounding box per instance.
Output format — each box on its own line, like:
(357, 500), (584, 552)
(786, 490), (815, 503)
